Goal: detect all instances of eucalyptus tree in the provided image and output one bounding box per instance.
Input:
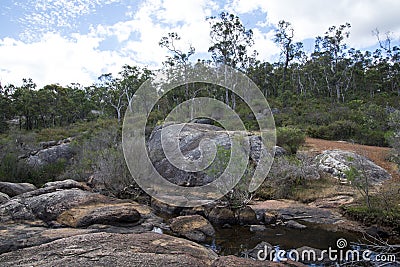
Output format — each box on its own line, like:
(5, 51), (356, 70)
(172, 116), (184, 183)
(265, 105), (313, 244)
(274, 20), (304, 92)
(119, 65), (153, 112)
(159, 32), (195, 102)
(207, 12), (256, 108)
(313, 23), (352, 101)
(12, 78), (39, 130)
(97, 73), (126, 123)
(0, 84), (13, 133)
(247, 61), (277, 97)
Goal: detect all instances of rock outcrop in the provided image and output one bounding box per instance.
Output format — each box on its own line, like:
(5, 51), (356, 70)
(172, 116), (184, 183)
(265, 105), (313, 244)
(0, 180), (165, 254)
(0, 232), (218, 267)
(57, 203), (141, 228)
(315, 149), (391, 184)
(147, 123), (272, 186)
(251, 199), (342, 224)
(0, 182), (36, 197)
(0, 192), (10, 204)
(207, 206), (236, 225)
(250, 199), (364, 233)
(285, 220), (307, 229)
(43, 179), (90, 191)
(0, 180), (314, 267)
(22, 138), (74, 168)
(0, 188), (110, 223)
(237, 206), (258, 225)
(0, 223), (96, 254)
(170, 215), (215, 242)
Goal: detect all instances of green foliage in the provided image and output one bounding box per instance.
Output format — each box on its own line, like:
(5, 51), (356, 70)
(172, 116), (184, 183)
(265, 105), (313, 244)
(308, 120), (359, 141)
(0, 121), (8, 134)
(387, 110), (400, 167)
(36, 118), (119, 142)
(235, 101), (258, 131)
(0, 153), (67, 187)
(276, 127), (306, 154)
(342, 177), (400, 230)
(63, 122), (139, 199)
(205, 145), (230, 177)
(208, 12), (254, 69)
(342, 205), (400, 230)
(205, 144), (253, 209)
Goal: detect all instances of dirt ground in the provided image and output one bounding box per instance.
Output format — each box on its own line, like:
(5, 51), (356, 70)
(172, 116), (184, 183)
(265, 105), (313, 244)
(303, 137), (399, 181)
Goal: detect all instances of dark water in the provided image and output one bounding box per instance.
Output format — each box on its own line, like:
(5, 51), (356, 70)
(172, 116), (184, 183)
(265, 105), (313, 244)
(210, 222), (362, 256)
(156, 211), (399, 265)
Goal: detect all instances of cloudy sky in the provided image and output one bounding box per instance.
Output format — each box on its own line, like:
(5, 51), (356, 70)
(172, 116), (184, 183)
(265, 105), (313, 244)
(1, 0), (400, 88)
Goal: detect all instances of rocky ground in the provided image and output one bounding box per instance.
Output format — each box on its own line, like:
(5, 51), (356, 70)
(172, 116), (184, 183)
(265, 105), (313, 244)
(0, 179), (307, 267)
(0, 177), (394, 266)
(1, 128), (398, 266)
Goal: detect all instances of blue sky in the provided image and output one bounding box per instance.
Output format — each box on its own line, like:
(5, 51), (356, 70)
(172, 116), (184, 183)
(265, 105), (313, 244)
(1, 0), (400, 88)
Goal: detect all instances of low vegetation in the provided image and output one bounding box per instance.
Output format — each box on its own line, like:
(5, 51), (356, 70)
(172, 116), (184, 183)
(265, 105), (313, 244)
(0, 12), (399, 232)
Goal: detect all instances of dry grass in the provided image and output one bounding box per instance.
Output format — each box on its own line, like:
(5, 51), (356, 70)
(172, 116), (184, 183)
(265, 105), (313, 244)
(291, 175), (354, 203)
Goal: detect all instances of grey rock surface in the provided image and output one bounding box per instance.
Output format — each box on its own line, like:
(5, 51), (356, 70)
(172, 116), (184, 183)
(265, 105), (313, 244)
(0, 232), (218, 267)
(0, 192), (10, 204)
(147, 123), (272, 187)
(0, 182), (36, 197)
(170, 215), (215, 242)
(315, 149), (391, 184)
(0, 187), (110, 223)
(57, 203), (141, 228)
(25, 142), (73, 167)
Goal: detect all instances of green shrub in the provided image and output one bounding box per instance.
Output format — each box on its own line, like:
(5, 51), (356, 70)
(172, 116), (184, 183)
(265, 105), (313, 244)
(307, 120), (359, 141)
(276, 127), (306, 154)
(342, 205), (400, 230)
(0, 120), (9, 133)
(356, 129), (387, 146)
(205, 144), (253, 209)
(0, 153), (66, 186)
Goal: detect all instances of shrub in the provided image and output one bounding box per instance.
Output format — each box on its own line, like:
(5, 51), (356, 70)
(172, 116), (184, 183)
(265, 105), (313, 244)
(342, 205), (400, 230)
(256, 154), (320, 199)
(0, 120), (8, 133)
(206, 144), (253, 209)
(356, 129), (387, 146)
(0, 153), (66, 186)
(307, 120), (359, 141)
(276, 127), (306, 154)
(387, 110), (400, 167)
(63, 124), (142, 199)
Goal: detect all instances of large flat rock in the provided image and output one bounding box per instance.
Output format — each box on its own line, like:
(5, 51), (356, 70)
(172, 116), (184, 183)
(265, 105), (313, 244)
(0, 232), (218, 267)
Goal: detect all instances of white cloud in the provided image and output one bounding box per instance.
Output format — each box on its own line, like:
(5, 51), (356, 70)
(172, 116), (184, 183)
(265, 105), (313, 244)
(16, 0), (123, 41)
(4, 0), (399, 88)
(0, 32), (129, 87)
(0, 0), (220, 87)
(157, 0), (218, 24)
(93, 0), (218, 66)
(252, 28), (280, 62)
(227, 0), (400, 49)
(224, 0), (262, 14)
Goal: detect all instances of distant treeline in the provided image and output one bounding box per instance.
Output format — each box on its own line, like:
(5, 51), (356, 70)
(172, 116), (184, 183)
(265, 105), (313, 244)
(0, 13), (399, 146)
